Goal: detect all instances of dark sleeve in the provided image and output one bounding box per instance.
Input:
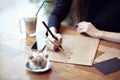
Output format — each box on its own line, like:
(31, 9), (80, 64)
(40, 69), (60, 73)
(48, 0), (72, 32)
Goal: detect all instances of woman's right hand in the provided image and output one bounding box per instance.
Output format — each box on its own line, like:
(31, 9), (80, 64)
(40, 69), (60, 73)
(45, 27), (62, 51)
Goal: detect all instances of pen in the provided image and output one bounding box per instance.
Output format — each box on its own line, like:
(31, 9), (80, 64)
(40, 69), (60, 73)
(42, 21), (64, 50)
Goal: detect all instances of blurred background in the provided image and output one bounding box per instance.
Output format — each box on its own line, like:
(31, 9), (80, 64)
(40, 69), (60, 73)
(0, 0), (73, 38)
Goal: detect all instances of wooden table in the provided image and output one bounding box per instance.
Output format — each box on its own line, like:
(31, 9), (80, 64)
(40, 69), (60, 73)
(0, 26), (120, 80)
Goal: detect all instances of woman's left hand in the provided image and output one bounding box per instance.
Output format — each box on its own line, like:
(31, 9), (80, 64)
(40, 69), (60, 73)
(76, 21), (103, 38)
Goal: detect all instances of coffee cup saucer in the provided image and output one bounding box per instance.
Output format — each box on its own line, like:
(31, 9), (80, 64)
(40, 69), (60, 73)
(26, 58), (51, 72)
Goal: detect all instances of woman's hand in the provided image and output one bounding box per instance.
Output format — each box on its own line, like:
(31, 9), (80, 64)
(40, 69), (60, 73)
(45, 27), (62, 51)
(76, 21), (103, 38)
(76, 21), (120, 43)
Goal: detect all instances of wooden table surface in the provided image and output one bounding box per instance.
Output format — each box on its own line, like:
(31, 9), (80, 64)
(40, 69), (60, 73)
(0, 25), (120, 80)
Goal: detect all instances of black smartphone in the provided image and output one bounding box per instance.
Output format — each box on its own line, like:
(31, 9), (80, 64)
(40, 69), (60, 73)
(31, 41), (38, 50)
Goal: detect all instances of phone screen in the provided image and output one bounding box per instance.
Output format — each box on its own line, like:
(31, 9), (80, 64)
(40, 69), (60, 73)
(31, 41), (38, 50)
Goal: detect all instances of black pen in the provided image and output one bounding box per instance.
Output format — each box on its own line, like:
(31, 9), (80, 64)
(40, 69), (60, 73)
(42, 21), (64, 50)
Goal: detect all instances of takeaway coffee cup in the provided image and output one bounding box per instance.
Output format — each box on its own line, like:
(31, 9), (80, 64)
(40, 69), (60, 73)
(19, 16), (37, 36)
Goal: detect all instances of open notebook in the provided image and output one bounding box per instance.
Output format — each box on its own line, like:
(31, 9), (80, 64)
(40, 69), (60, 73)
(47, 35), (100, 66)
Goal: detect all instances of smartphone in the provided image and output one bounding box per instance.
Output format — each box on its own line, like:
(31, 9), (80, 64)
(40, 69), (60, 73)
(31, 41), (38, 50)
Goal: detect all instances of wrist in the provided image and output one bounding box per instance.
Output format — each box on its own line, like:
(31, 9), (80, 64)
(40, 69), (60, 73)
(95, 30), (104, 39)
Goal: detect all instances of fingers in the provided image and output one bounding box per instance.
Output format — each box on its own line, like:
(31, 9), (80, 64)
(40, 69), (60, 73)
(46, 33), (62, 51)
(45, 39), (55, 50)
(76, 21), (89, 33)
(77, 26), (88, 33)
(76, 21), (101, 38)
(45, 38), (60, 51)
(55, 34), (62, 45)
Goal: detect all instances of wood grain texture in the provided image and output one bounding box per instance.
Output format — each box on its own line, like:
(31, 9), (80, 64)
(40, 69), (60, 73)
(0, 25), (120, 80)
(94, 48), (120, 63)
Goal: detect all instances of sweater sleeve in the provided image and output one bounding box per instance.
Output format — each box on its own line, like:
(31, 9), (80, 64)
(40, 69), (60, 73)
(48, 0), (72, 32)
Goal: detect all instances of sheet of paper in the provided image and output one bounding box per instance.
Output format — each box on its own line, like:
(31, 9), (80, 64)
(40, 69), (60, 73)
(94, 48), (120, 63)
(94, 57), (120, 75)
(47, 35), (100, 66)
(48, 50), (68, 63)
